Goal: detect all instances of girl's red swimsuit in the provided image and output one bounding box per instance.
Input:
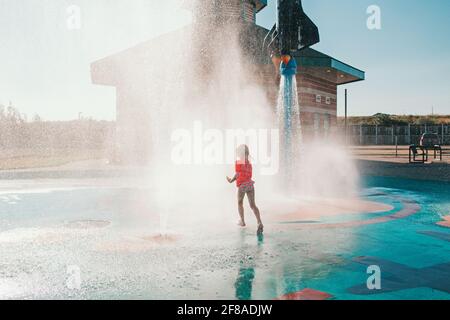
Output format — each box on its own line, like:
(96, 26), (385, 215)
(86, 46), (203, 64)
(235, 161), (254, 188)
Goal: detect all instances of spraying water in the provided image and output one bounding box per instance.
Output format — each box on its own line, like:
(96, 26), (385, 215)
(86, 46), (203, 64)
(273, 55), (360, 202)
(276, 57), (302, 191)
(94, 0), (360, 235)
(0, 0), (383, 300)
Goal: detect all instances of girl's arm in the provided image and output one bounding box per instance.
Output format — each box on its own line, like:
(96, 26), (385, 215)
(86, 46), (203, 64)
(227, 173), (238, 184)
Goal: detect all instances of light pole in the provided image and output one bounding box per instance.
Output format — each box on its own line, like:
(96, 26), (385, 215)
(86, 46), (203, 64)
(345, 89), (348, 144)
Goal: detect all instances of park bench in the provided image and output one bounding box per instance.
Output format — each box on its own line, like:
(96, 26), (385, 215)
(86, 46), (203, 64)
(409, 133), (442, 163)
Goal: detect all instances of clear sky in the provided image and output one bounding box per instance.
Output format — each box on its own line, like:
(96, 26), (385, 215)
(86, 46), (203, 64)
(1, 0), (449, 120)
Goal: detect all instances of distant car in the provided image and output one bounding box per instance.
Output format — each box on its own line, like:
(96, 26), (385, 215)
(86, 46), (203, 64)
(420, 133), (440, 148)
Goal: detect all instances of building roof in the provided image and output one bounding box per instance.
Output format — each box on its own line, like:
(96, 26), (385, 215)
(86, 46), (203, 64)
(294, 48), (365, 85)
(91, 23), (365, 87)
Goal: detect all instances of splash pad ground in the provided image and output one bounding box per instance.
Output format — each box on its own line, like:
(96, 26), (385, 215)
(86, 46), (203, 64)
(0, 175), (449, 300)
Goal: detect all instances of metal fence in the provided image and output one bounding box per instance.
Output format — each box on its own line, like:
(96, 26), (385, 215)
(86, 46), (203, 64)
(341, 124), (450, 146)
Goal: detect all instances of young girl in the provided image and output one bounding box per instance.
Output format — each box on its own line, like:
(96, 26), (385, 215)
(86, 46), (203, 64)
(227, 145), (264, 235)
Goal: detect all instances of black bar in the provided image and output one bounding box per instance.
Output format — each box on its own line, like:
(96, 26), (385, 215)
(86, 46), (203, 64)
(0, 300), (447, 319)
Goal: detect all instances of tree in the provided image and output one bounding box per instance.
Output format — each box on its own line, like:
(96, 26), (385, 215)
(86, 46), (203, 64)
(372, 113), (407, 126)
(32, 114), (42, 122)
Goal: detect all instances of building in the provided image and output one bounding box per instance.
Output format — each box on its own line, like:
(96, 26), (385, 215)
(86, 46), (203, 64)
(91, 0), (364, 163)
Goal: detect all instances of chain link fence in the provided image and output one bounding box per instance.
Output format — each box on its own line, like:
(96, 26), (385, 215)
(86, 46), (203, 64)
(341, 124), (450, 146)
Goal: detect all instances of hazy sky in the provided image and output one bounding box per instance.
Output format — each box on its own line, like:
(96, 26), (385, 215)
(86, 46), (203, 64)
(1, 0), (449, 120)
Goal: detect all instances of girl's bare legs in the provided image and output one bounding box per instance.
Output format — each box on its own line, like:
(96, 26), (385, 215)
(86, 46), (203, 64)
(237, 188), (246, 226)
(247, 189), (263, 233)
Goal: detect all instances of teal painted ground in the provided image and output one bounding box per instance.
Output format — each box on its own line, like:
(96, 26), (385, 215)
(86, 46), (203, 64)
(0, 176), (449, 299)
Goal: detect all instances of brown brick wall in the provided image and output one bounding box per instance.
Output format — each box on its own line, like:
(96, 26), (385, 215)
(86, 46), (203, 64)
(193, 0), (256, 24)
(242, 1), (256, 22)
(297, 72), (337, 137)
(251, 67), (339, 140)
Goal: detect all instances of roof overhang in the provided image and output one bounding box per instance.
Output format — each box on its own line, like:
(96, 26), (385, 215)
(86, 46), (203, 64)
(294, 48), (365, 85)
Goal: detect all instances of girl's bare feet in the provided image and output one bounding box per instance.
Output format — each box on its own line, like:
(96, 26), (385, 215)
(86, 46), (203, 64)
(257, 224), (264, 235)
(237, 220), (246, 227)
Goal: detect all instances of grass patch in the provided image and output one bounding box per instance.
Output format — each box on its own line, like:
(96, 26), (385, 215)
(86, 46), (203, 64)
(0, 148), (108, 170)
